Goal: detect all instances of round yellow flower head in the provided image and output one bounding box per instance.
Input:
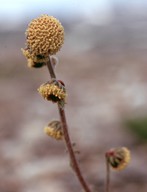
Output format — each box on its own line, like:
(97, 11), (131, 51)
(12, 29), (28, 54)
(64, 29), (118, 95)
(38, 79), (67, 108)
(22, 15), (64, 67)
(105, 147), (131, 171)
(26, 15), (64, 55)
(44, 120), (63, 140)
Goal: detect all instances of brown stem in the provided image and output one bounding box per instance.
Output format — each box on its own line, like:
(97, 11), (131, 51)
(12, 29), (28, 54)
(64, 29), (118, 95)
(58, 106), (91, 192)
(46, 56), (92, 192)
(105, 158), (110, 192)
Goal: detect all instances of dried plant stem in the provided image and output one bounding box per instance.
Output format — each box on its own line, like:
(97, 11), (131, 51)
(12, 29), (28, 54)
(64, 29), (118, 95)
(106, 158), (110, 192)
(46, 57), (92, 192)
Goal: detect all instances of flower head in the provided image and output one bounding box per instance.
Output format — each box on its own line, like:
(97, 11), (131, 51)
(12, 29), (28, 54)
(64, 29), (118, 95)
(105, 147), (131, 171)
(38, 79), (67, 107)
(22, 14), (64, 67)
(44, 120), (63, 140)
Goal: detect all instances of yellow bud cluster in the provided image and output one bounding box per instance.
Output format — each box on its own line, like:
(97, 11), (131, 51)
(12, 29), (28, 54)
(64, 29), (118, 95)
(38, 81), (66, 102)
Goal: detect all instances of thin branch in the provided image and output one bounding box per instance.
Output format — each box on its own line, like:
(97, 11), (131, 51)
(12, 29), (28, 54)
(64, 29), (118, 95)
(46, 56), (92, 192)
(58, 106), (91, 192)
(106, 158), (110, 192)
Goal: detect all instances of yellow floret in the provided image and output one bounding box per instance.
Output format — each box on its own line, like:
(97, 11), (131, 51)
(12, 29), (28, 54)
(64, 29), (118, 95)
(38, 83), (66, 102)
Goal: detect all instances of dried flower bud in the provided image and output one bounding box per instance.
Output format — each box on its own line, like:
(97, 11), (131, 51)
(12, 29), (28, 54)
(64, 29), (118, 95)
(44, 120), (63, 140)
(105, 147), (131, 171)
(38, 79), (67, 107)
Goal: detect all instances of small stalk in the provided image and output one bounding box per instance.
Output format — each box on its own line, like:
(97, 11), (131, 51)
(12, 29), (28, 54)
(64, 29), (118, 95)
(106, 158), (110, 192)
(46, 57), (92, 192)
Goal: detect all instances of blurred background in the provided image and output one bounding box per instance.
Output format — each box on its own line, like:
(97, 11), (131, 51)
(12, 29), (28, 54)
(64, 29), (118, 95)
(1, 0), (147, 191)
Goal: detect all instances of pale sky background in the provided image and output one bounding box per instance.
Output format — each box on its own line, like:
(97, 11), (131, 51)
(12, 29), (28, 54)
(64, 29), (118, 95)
(0, 0), (114, 31)
(0, 0), (147, 31)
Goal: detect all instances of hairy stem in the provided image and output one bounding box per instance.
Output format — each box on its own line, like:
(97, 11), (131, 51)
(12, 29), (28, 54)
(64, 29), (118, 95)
(46, 57), (92, 192)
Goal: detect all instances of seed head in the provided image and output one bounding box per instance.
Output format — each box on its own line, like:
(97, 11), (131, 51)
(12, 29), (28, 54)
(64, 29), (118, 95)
(44, 120), (63, 140)
(105, 147), (131, 171)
